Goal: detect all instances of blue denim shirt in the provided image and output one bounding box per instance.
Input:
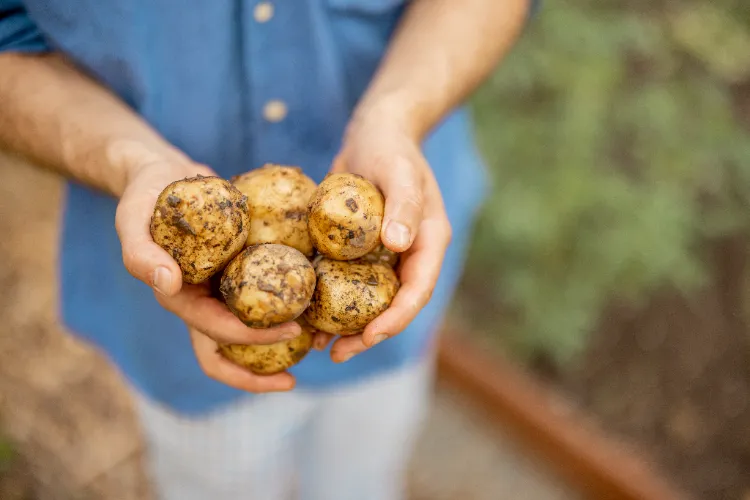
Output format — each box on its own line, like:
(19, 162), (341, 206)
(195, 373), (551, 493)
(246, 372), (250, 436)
(1, 0), (536, 415)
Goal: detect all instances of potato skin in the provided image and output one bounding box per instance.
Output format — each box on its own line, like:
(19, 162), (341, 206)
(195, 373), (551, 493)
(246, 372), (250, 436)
(304, 258), (399, 335)
(217, 318), (314, 375)
(232, 164), (318, 257)
(362, 243), (400, 268)
(307, 173), (385, 260)
(150, 175), (250, 284)
(220, 243), (316, 328)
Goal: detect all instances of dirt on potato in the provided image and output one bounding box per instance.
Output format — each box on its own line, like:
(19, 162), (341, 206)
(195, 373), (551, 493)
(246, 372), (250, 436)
(218, 317), (315, 375)
(304, 257), (399, 335)
(362, 242), (400, 268)
(232, 164), (317, 257)
(150, 175), (250, 284)
(220, 243), (316, 328)
(307, 173), (384, 261)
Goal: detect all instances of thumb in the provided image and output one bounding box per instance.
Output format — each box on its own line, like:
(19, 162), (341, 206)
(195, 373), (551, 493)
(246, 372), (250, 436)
(379, 156), (424, 253)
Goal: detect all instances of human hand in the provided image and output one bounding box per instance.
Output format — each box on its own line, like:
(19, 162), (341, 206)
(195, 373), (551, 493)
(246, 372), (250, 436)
(315, 115), (452, 362)
(114, 158), (300, 392)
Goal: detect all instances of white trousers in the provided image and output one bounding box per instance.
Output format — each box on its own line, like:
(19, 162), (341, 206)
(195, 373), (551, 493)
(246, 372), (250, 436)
(132, 354), (435, 500)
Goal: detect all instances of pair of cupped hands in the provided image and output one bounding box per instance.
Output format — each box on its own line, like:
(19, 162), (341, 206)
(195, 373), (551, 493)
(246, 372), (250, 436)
(115, 118), (451, 393)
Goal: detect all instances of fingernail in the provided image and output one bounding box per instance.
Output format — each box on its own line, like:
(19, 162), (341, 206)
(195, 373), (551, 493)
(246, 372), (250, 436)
(385, 221), (410, 248)
(337, 352), (355, 363)
(371, 333), (388, 346)
(152, 266), (172, 295)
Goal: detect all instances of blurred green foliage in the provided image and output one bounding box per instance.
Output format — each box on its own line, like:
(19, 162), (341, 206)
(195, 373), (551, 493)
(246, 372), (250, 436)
(459, 0), (750, 363)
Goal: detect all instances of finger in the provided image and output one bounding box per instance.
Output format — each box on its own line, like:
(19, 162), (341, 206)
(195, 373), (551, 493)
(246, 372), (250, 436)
(330, 153), (347, 174)
(190, 328), (295, 393)
(333, 173), (451, 357)
(313, 332), (335, 351)
(115, 164), (213, 296)
(330, 334), (368, 363)
(157, 284), (302, 344)
(378, 156), (425, 253)
(363, 182), (451, 348)
(331, 218), (449, 358)
(363, 220), (449, 345)
(116, 182), (183, 296)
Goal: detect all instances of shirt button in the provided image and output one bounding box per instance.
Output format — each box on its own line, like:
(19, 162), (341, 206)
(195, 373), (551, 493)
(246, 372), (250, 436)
(263, 100), (288, 122)
(254, 2), (274, 23)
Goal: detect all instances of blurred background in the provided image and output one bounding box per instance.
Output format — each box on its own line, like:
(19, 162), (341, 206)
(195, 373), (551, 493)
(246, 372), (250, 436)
(2, 0), (750, 498)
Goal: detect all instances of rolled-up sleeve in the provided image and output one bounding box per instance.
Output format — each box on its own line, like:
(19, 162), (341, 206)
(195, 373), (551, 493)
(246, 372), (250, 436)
(0, 0), (50, 53)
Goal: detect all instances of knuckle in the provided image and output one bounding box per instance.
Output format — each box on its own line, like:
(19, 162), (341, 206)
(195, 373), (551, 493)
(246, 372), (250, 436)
(418, 288), (433, 309)
(369, 153), (395, 173)
(198, 358), (214, 377)
(198, 327), (219, 342)
(121, 247), (142, 277)
(442, 219), (453, 246)
(401, 187), (424, 210)
(219, 328), (266, 346)
(195, 348), (228, 384)
(203, 365), (222, 383)
(114, 213), (124, 237)
(244, 381), (266, 394)
(152, 289), (168, 306)
(114, 202), (128, 232)
(154, 291), (180, 314)
(195, 352), (219, 380)
(203, 324), (237, 344)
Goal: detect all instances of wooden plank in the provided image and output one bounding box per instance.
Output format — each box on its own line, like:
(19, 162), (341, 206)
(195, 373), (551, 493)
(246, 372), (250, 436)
(436, 332), (693, 500)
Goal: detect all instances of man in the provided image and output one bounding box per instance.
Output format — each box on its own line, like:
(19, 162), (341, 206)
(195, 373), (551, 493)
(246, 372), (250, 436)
(0, 1), (535, 498)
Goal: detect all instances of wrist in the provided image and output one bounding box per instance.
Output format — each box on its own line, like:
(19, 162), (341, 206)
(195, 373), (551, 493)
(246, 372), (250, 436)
(107, 138), (195, 194)
(348, 90), (428, 144)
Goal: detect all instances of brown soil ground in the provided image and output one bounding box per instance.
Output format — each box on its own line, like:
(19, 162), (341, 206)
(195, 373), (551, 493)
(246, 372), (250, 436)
(555, 70), (750, 500)
(563, 245), (750, 500)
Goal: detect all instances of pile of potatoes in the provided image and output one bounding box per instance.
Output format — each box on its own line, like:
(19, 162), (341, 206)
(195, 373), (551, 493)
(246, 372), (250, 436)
(150, 165), (400, 375)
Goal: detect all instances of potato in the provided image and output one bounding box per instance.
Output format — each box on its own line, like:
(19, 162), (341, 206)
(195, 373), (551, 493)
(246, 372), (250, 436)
(219, 243), (316, 328)
(232, 164), (318, 257)
(217, 317), (315, 375)
(150, 175), (250, 284)
(362, 242), (400, 268)
(304, 257), (399, 335)
(307, 173), (384, 260)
